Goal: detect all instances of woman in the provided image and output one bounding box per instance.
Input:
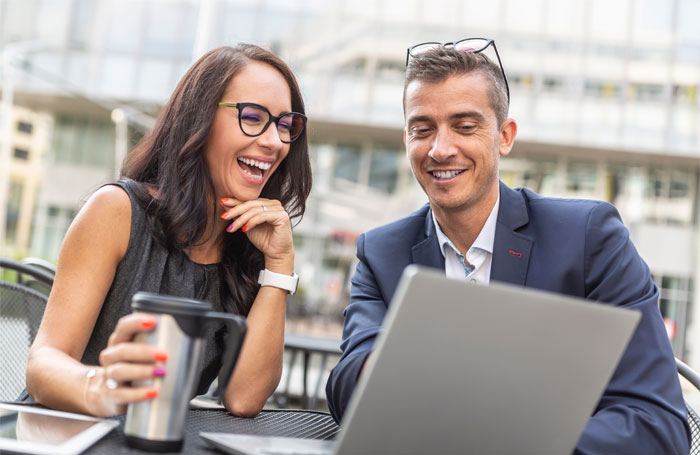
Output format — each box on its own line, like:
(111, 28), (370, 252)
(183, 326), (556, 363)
(25, 44), (312, 417)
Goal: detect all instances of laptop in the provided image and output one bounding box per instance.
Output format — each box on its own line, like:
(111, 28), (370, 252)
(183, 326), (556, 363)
(201, 265), (641, 455)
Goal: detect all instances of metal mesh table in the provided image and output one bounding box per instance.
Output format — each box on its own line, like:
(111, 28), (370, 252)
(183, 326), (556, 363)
(91, 408), (339, 454)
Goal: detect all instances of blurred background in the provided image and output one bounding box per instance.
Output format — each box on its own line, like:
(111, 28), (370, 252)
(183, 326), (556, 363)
(0, 0), (698, 399)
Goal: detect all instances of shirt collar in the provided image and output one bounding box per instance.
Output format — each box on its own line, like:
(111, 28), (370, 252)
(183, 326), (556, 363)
(432, 194), (500, 257)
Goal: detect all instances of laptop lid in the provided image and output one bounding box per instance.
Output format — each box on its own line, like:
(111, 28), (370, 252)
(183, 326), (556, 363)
(334, 265), (641, 455)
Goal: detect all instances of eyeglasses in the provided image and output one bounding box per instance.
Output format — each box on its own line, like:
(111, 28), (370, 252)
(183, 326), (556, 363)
(217, 102), (307, 144)
(406, 38), (510, 104)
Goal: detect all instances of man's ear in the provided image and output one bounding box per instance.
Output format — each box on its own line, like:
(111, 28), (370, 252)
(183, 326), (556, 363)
(498, 118), (517, 157)
(403, 128), (407, 146)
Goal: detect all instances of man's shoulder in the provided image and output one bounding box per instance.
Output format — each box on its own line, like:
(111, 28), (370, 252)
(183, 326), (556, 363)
(510, 186), (615, 220)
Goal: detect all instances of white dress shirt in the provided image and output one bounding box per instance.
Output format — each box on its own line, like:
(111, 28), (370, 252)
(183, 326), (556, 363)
(431, 195), (500, 285)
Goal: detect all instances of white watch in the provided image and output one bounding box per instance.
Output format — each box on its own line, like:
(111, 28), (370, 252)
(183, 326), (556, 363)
(258, 269), (299, 295)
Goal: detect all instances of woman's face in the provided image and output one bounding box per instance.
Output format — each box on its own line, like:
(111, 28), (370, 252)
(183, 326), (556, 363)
(205, 61), (292, 202)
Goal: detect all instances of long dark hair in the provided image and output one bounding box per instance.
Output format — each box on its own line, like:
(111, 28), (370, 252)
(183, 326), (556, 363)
(121, 44), (312, 315)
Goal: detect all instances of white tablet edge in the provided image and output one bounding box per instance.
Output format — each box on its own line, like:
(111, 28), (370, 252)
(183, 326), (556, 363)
(0, 403), (119, 455)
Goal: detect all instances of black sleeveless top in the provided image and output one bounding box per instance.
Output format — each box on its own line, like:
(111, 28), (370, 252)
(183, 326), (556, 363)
(80, 179), (228, 396)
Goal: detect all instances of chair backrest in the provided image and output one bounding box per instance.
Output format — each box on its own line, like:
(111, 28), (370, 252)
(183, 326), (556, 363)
(677, 358), (700, 455)
(20, 257), (57, 276)
(689, 406), (700, 455)
(0, 281), (48, 401)
(0, 257), (54, 298)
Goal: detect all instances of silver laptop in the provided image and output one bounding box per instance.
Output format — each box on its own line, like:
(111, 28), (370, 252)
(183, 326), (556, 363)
(201, 265), (641, 455)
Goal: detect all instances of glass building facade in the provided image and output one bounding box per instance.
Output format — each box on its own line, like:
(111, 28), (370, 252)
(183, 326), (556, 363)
(1, 0), (698, 361)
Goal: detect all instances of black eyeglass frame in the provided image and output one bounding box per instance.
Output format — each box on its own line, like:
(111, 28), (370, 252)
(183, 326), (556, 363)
(217, 102), (308, 144)
(406, 38), (510, 104)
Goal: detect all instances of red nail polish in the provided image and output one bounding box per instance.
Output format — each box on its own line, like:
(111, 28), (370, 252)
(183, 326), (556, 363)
(154, 352), (168, 362)
(242, 224), (248, 233)
(141, 320), (156, 329)
(219, 212), (228, 219)
(145, 389), (159, 399)
(220, 198), (230, 204)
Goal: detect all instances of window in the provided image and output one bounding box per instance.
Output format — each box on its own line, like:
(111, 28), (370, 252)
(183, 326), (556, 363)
(136, 59), (174, 100)
(566, 161), (597, 194)
(368, 145), (399, 193)
(13, 148), (29, 160)
(68, 0), (96, 47)
(630, 83), (664, 101)
(99, 54), (136, 98)
(669, 169), (691, 199)
(5, 181), (23, 244)
(654, 273), (693, 356)
(520, 158), (558, 195)
(646, 168), (665, 198)
(673, 85), (697, 104)
(333, 144), (362, 184)
(643, 167), (695, 225)
(52, 115), (115, 167)
(543, 76), (563, 92)
(143, 2), (182, 57)
(106, 0), (143, 52)
(376, 59), (403, 79)
(584, 80), (621, 98)
(36, 0), (70, 44)
(16, 121), (33, 134)
(36, 205), (75, 262)
(330, 143), (402, 194)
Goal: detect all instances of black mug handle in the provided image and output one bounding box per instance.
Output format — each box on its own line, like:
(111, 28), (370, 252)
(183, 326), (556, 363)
(204, 312), (247, 398)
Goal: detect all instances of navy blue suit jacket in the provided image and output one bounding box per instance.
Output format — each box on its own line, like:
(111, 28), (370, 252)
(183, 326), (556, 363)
(326, 181), (690, 454)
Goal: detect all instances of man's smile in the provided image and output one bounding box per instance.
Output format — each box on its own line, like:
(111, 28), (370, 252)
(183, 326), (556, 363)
(429, 169), (465, 180)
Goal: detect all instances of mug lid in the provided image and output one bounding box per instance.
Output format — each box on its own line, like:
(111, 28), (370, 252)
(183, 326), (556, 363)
(131, 292), (212, 316)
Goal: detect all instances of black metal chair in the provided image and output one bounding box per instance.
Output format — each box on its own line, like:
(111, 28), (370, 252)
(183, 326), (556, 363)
(1, 257), (54, 297)
(0, 258), (54, 401)
(20, 257), (57, 278)
(273, 334), (341, 410)
(677, 357), (700, 455)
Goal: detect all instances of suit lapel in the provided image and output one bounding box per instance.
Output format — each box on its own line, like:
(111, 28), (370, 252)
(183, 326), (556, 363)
(491, 182), (533, 286)
(411, 206), (445, 271)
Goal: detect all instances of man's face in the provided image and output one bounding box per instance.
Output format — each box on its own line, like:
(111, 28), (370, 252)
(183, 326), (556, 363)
(403, 72), (515, 214)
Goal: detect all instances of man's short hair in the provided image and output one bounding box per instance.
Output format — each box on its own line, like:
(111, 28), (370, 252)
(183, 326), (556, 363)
(403, 47), (509, 125)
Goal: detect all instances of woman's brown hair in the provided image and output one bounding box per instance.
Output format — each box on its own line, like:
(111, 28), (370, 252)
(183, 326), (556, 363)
(121, 44), (312, 315)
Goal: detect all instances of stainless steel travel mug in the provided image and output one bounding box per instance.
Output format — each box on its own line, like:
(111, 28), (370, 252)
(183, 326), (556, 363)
(123, 292), (246, 452)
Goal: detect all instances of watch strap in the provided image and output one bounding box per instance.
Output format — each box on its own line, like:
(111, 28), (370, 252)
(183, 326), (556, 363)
(258, 269), (298, 295)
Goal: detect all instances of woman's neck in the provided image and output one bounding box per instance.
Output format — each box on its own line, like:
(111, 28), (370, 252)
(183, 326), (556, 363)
(186, 230), (223, 265)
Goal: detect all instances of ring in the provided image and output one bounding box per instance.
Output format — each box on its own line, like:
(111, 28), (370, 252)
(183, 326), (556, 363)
(105, 378), (118, 390)
(262, 205), (268, 212)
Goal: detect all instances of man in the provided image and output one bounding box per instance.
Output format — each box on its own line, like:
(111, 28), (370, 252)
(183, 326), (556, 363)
(325, 39), (691, 454)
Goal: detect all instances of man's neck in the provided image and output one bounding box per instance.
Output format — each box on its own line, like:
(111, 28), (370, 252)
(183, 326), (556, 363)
(431, 188), (499, 254)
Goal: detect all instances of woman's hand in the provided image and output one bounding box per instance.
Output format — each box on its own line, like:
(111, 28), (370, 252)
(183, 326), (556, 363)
(85, 313), (168, 416)
(219, 198), (294, 273)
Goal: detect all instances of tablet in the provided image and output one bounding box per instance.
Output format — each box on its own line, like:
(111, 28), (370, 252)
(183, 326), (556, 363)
(0, 403), (119, 455)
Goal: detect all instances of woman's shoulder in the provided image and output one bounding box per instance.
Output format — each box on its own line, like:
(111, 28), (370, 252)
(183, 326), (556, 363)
(92, 180), (153, 226)
(78, 184), (133, 255)
(91, 183), (132, 209)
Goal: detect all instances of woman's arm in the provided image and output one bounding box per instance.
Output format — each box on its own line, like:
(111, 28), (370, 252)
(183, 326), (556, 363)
(218, 197), (294, 417)
(25, 185), (162, 416)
